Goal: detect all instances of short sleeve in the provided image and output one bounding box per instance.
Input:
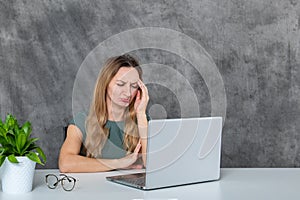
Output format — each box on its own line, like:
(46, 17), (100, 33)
(68, 112), (87, 143)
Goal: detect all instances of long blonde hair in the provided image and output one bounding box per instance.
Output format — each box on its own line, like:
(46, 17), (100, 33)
(85, 54), (142, 158)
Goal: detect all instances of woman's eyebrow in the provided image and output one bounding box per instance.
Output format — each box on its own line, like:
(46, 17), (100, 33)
(130, 82), (138, 84)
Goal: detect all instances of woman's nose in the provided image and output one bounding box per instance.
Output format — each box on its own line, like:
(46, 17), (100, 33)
(124, 85), (131, 97)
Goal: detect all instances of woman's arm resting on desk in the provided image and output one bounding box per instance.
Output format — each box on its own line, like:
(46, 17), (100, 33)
(59, 125), (141, 173)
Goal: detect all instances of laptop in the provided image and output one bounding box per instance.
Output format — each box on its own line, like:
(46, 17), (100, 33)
(106, 117), (223, 190)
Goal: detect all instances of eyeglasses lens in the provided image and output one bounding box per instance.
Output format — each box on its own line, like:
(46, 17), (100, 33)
(46, 175), (58, 189)
(62, 177), (75, 191)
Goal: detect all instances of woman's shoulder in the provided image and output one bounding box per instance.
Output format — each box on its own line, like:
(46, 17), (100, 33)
(68, 112), (87, 135)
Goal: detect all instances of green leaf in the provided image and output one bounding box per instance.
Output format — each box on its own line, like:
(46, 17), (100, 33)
(6, 114), (17, 130)
(26, 152), (43, 165)
(16, 133), (27, 155)
(14, 129), (24, 142)
(29, 137), (39, 144)
(22, 121), (32, 137)
(5, 134), (15, 147)
(13, 124), (19, 135)
(0, 155), (6, 167)
(2, 145), (13, 153)
(0, 126), (5, 136)
(36, 147), (47, 164)
(8, 154), (18, 163)
(2, 130), (7, 141)
(0, 136), (7, 145)
(22, 138), (39, 153)
(3, 124), (8, 131)
(6, 130), (14, 136)
(0, 147), (4, 155)
(2, 143), (14, 155)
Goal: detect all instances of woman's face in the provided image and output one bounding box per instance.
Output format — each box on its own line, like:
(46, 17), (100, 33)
(107, 67), (140, 108)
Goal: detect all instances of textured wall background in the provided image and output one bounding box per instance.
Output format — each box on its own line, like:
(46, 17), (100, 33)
(0, 0), (299, 168)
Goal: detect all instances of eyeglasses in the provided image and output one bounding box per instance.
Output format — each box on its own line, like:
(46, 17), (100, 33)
(45, 174), (77, 191)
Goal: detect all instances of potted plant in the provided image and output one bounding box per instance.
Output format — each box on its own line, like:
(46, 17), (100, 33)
(0, 114), (46, 193)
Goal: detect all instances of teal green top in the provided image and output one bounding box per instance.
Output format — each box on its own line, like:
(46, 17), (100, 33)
(69, 112), (150, 159)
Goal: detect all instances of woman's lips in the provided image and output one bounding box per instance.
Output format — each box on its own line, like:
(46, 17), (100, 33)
(120, 98), (130, 103)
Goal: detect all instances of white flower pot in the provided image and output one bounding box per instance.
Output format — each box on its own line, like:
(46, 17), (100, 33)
(1, 156), (36, 194)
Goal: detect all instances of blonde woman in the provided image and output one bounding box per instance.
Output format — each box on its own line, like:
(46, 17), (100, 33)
(59, 54), (149, 173)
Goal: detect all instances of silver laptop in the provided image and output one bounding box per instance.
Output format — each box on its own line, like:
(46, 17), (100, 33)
(106, 117), (222, 190)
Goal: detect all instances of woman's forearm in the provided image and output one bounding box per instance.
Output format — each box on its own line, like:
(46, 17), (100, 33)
(137, 113), (148, 166)
(59, 154), (118, 173)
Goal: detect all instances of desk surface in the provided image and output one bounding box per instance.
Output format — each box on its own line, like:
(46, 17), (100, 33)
(0, 168), (299, 200)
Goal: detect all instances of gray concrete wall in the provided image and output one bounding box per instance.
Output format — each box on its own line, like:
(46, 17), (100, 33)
(0, 0), (299, 168)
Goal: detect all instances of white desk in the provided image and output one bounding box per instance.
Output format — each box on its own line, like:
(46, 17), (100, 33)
(0, 168), (299, 200)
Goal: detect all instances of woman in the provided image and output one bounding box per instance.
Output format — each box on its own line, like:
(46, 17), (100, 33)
(59, 54), (149, 173)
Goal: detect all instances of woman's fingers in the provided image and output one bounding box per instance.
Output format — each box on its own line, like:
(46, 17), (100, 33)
(136, 89), (141, 100)
(137, 79), (149, 105)
(117, 142), (143, 169)
(134, 142), (142, 154)
(131, 164), (143, 169)
(122, 164), (143, 170)
(138, 80), (148, 97)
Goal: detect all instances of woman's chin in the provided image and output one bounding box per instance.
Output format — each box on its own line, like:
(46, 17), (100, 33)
(110, 100), (131, 108)
(118, 101), (130, 107)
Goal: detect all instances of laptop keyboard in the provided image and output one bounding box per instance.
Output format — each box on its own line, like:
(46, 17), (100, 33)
(116, 172), (146, 187)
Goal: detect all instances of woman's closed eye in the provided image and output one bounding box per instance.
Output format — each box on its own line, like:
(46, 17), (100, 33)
(131, 84), (138, 89)
(116, 81), (138, 89)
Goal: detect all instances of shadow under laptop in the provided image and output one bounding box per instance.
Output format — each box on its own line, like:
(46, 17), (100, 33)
(138, 180), (222, 199)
